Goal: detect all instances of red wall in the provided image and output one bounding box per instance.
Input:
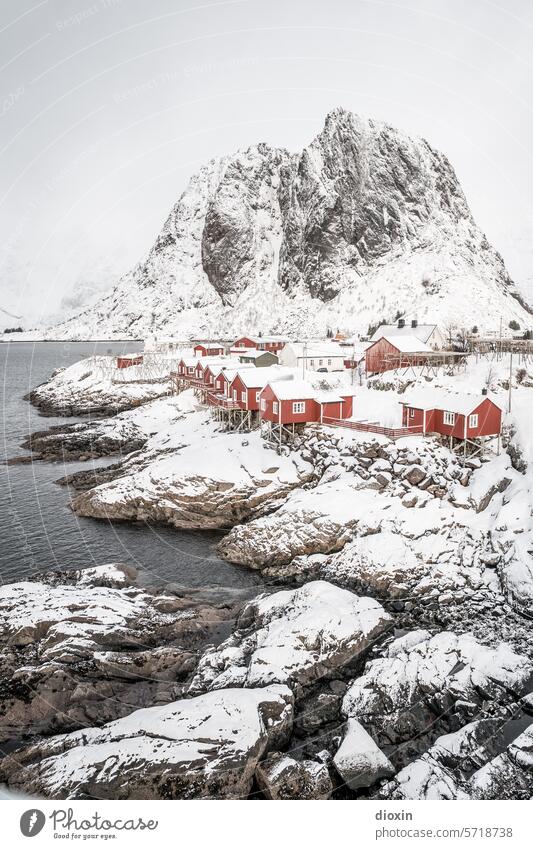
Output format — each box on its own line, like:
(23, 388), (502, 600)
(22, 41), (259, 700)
(194, 345), (224, 357)
(401, 399), (501, 437)
(366, 338), (429, 374)
(233, 337), (256, 348)
(117, 355), (143, 369)
(260, 385), (319, 424)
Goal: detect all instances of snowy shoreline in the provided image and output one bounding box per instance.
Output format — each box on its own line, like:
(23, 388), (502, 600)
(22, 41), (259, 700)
(3, 352), (533, 799)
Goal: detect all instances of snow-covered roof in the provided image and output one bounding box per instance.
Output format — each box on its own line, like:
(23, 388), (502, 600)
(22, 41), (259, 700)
(370, 324), (439, 344)
(374, 334), (432, 353)
(264, 379), (318, 400)
(238, 349), (278, 360)
(314, 392), (345, 403)
(235, 335), (290, 343)
(401, 389), (502, 415)
(233, 367), (293, 388)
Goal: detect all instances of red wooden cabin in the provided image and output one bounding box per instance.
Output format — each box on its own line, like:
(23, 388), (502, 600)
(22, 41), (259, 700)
(194, 344), (225, 357)
(260, 380), (320, 424)
(365, 335), (431, 374)
(228, 368), (291, 411)
(176, 357), (197, 378)
(400, 392), (502, 439)
(233, 335), (289, 353)
(116, 354), (143, 369)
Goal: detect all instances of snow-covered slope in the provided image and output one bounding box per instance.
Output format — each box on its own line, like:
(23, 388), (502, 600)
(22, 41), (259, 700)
(47, 108), (532, 340)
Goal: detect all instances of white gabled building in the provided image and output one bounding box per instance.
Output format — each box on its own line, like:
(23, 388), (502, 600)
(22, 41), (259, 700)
(278, 342), (347, 372)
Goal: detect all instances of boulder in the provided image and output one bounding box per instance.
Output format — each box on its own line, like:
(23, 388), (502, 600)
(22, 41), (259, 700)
(0, 686), (294, 800)
(189, 581), (392, 693)
(333, 718), (394, 790)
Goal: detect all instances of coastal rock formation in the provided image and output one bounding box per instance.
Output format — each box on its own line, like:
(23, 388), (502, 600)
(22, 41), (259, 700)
(342, 631), (531, 767)
(48, 108), (530, 341)
(70, 420), (313, 531)
(189, 581), (392, 693)
(0, 564), (237, 742)
(333, 718), (395, 791)
(0, 686), (294, 799)
(28, 357), (171, 417)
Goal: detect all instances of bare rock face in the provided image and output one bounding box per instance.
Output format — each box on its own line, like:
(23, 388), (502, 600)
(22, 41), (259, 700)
(256, 752), (333, 800)
(189, 581), (392, 693)
(48, 108), (530, 341)
(0, 686), (294, 800)
(0, 564), (237, 742)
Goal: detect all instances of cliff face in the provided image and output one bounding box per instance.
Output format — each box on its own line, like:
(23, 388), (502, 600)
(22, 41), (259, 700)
(48, 108), (530, 340)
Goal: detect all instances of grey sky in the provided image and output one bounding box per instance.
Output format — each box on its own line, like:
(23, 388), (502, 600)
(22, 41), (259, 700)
(1, 0), (532, 324)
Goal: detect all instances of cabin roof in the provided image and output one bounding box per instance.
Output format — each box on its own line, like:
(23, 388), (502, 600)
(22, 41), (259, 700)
(265, 379), (318, 400)
(234, 367), (293, 388)
(401, 390), (502, 415)
(370, 324), (439, 344)
(373, 334), (432, 353)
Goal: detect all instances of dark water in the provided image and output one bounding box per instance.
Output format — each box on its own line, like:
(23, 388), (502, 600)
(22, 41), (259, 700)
(0, 341), (261, 590)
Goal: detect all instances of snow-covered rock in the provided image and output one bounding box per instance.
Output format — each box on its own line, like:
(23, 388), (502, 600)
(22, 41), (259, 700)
(342, 631), (531, 747)
(333, 718), (395, 791)
(189, 581), (392, 693)
(256, 752), (333, 800)
(47, 109), (531, 341)
(0, 686), (294, 800)
(70, 411), (313, 530)
(0, 564), (236, 741)
(28, 356), (172, 416)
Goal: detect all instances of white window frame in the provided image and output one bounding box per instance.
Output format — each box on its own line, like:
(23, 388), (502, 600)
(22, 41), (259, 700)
(319, 359), (323, 366)
(443, 411), (455, 426)
(328, 359), (332, 366)
(310, 359), (314, 366)
(409, 408), (415, 419)
(255, 391), (260, 403)
(233, 389), (237, 400)
(469, 413), (478, 428)
(187, 366), (194, 374)
(292, 401), (305, 414)
(273, 401), (279, 414)
(241, 391), (246, 403)
(260, 399), (266, 412)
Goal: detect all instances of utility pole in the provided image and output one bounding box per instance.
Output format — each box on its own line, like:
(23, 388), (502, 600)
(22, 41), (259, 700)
(508, 350), (513, 413)
(302, 342), (307, 380)
(351, 341), (355, 386)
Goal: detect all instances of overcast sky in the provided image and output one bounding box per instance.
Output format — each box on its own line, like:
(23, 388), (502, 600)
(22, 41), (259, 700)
(1, 0), (533, 324)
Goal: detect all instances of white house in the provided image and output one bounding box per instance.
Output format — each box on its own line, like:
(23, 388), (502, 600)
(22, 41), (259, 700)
(278, 342), (347, 372)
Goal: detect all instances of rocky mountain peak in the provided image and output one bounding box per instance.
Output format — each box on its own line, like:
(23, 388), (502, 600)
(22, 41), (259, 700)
(48, 108), (530, 340)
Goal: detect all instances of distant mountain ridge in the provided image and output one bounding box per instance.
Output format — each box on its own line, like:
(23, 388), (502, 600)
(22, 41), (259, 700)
(47, 108), (532, 340)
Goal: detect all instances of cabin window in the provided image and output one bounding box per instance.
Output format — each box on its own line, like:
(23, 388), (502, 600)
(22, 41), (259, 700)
(293, 401), (305, 414)
(319, 359), (323, 366)
(409, 408), (415, 419)
(443, 411), (455, 426)
(241, 392), (246, 403)
(469, 414), (478, 428)
(233, 390), (237, 400)
(310, 359), (314, 366)
(328, 359), (332, 366)
(187, 367), (194, 373)
(255, 391), (260, 403)
(273, 401), (279, 414)
(260, 399), (266, 411)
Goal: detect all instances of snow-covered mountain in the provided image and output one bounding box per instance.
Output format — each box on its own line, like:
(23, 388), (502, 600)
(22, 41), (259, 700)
(47, 108), (532, 341)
